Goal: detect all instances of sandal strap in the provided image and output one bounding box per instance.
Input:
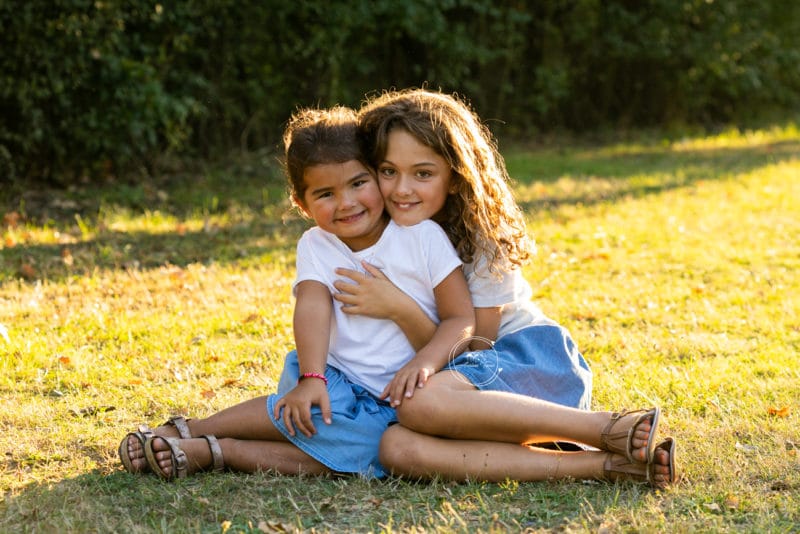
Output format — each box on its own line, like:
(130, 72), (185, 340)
(144, 435), (223, 480)
(603, 453), (649, 484)
(604, 437), (678, 489)
(143, 436), (188, 480)
(600, 408), (659, 463)
(202, 435), (225, 473)
(169, 438), (189, 478)
(165, 416), (192, 439)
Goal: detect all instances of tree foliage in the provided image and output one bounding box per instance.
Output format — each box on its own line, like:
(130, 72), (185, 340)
(2, 0), (798, 184)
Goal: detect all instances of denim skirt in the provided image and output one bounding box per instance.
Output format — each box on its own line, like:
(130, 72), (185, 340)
(446, 324), (592, 410)
(266, 351), (397, 478)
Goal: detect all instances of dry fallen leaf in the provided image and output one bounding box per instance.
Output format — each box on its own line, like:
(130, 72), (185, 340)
(58, 355), (72, 366)
(258, 520), (293, 533)
(20, 263), (37, 280)
(735, 441), (759, 454)
(3, 211), (20, 228)
(70, 406), (116, 417)
(768, 406), (790, 417)
(201, 389), (216, 399)
(582, 252), (610, 261)
(724, 494), (740, 509)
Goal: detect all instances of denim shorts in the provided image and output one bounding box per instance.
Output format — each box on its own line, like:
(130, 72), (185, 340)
(447, 324), (593, 410)
(266, 351), (397, 478)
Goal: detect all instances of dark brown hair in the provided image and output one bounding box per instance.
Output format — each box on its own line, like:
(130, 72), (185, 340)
(283, 106), (366, 205)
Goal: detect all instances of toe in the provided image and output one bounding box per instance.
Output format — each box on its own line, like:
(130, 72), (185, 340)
(126, 436), (148, 471)
(149, 438), (174, 476)
(651, 447), (672, 486)
(630, 417), (654, 462)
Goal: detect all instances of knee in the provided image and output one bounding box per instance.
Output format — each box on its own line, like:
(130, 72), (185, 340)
(394, 386), (449, 434)
(378, 425), (424, 476)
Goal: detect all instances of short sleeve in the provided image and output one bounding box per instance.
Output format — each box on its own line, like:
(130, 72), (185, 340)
(417, 221), (463, 288)
(464, 254), (518, 308)
(292, 231), (327, 296)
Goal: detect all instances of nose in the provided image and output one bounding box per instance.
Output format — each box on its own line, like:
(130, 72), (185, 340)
(395, 175), (413, 196)
(339, 190), (358, 209)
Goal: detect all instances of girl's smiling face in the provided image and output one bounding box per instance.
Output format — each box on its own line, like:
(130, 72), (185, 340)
(377, 128), (453, 226)
(298, 159), (387, 251)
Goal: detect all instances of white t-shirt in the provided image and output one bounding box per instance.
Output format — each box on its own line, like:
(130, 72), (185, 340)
(293, 219), (463, 397)
(463, 253), (552, 338)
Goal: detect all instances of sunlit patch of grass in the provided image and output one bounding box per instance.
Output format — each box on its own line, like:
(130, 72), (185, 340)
(2, 126), (799, 531)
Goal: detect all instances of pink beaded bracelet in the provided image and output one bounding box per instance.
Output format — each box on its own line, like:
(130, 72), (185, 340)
(299, 372), (328, 386)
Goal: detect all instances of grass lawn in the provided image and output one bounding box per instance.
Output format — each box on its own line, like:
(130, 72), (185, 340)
(1, 124), (799, 532)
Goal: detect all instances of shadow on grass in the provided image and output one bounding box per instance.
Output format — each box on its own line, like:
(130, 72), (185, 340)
(0, 468), (655, 531)
(0, 218), (307, 284)
(2, 139), (798, 284)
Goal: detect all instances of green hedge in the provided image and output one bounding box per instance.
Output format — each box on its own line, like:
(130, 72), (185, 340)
(2, 0), (798, 184)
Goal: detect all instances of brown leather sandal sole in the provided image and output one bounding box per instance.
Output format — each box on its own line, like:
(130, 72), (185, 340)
(118, 415), (193, 474)
(143, 434), (224, 481)
(600, 407), (660, 463)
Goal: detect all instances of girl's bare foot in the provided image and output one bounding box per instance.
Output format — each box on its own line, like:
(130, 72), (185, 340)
(600, 408), (661, 464)
(145, 435), (223, 480)
(120, 416), (192, 474)
(651, 438), (678, 489)
(602, 437), (677, 488)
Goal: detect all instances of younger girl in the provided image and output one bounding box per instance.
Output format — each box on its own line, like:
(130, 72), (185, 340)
(118, 106), (474, 479)
(340, 89), (677, 487)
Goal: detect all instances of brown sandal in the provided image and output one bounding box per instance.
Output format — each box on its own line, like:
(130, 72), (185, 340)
(603, 437), (677, 489)
(118, 425), (155, 474)
(118, 415), (193, 474)
(143, 434), (224, 481)
(600, 407), (660, 463)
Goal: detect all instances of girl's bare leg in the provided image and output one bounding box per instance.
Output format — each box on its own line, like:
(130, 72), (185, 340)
(379, 425), (674, 485)
(380, 425), (603, 482)
(396, 372), (653, 455)
(147, 435), (328, 477)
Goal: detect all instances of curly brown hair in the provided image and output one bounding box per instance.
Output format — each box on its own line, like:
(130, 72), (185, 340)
(283, 106), (367, 205)
(357, 88), (531, 272)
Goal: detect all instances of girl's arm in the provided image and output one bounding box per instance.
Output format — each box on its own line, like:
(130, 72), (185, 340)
(273, 280), (333, 437)
(472, 307), (502, 349)
(334, 262), (502, 350)
(380, 267), (475, 406)
(333, 262), (436, 350)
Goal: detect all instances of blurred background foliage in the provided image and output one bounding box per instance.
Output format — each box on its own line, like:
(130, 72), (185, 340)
(1, 0), (799, 185)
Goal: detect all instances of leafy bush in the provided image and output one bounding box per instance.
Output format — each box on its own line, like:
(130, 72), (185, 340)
(2, 0), (798, 186)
